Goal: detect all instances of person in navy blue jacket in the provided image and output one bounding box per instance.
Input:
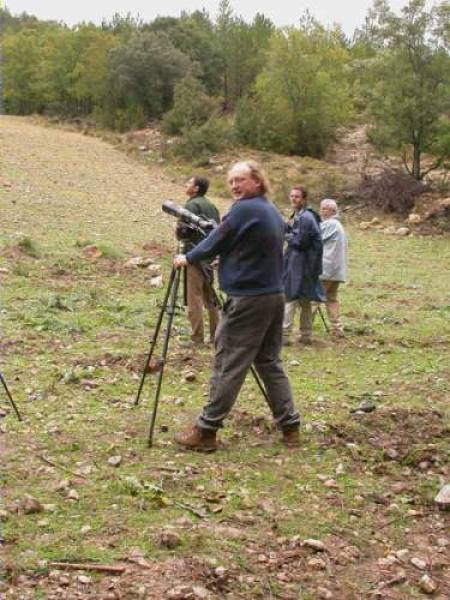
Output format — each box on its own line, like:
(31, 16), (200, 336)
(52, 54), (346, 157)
(172, 161), (300, 451)
(282, 187), (325, 345)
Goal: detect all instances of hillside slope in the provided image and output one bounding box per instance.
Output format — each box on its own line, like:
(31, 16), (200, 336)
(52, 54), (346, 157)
(1, 116), (449, 600)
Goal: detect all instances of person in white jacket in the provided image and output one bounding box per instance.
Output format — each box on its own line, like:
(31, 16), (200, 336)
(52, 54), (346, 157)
(318, 199), (348, 337)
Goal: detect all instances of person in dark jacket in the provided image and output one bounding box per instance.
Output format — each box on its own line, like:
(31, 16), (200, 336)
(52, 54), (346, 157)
(172, 161), (301, 451)
(282, 186), (325, 345)
(176, 176), (220, 345)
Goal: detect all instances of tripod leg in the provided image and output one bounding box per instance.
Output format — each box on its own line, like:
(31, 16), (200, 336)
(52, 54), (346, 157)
(134, 266), (178, 406)
(0, 372), (22, 422)
(249, 366), (269, 402)
(317, 305), (330, 334)
(148, 265), (183, 447)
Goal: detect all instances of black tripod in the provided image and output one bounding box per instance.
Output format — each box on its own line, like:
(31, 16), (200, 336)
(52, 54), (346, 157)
(0, 371), (22, 421)
(134, 242), (269, 447)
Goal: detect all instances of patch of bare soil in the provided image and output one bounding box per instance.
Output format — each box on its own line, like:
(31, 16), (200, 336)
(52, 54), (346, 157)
(326, 408), (448, 470)
(6, 516), (448, 599)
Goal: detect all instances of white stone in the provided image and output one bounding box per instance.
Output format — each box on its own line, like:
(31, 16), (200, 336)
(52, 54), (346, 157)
(435, 484), (450, 507)
(67, 489), (79, 501)
(108, 455), (122, 467)
(396, 227), (410, 236)
(149, 275), (163, 288)
(303, 539), (327, 552)
(418, 574), (437, 594)
(410, 557), (427, 570)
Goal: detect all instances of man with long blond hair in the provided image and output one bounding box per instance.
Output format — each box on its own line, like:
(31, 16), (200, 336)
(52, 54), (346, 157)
(172, 161), (300, 451)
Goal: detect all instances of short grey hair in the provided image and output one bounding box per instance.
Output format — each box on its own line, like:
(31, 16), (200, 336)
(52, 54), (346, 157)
(320, 198), (338, 214)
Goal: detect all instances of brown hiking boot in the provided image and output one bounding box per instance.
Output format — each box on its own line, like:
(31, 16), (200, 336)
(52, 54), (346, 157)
(174, 424), (218, 452)
(282, 428), (300, 447)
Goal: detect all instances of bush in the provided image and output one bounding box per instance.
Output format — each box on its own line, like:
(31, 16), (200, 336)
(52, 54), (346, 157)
(173, 117), (233, 163)
(95, 103), (146, 132)
(17, 236), (40, 257)
(357, 168), (429, 214)
(161, 76), (218, 135)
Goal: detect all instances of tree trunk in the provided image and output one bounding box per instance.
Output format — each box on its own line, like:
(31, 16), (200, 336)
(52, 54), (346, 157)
(412, 142), (421, 180)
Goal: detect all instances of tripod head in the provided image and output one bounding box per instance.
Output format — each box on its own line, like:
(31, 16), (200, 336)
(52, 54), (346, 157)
(162, 200), (217, 239)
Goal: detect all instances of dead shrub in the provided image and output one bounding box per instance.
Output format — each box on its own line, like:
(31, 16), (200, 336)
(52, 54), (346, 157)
(358, 168), (428, 214)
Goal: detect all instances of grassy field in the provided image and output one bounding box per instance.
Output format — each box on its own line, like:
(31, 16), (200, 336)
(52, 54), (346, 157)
(1, 116), (449, 599)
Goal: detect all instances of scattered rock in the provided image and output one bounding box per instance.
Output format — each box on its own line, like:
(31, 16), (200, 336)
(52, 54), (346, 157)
(66, 489), (79, 501)
(396, 227), (410, 236)
(418, 574), (437, 594)
(81, 525), (92, 534)
(192, 586), (210, 599)
(384, 447), (399, 460)
(148, 264), (161, 277)
(184, 371), (197, 382)
(108, 455), (122, 467)
(383, 225), (397, 235)
(378, 556), (397, 567)
(125, 256), (154, 268)
(150, 275), (163, 288)
(77, 575), (92, 585)
(214, 566), (228, 579)
(434, 484), (450, 508)
(307, 557), (327, 570)
(410, 557), (427, 570)
(54, 479), (70, 492)
(324, 479), (339, 488)
(303, 538), (327, 552)
(335, 463), (345, 475)
(317, 587), (333, 599)
(42, 504), (57, 513)
(350, 400), (376, 414)
(166, 585), (193, 599)
(158, 530), (182, 549)
(408, 213), (422, 224)
(21, 495), (44, 514)
(359, 221), (372, 230)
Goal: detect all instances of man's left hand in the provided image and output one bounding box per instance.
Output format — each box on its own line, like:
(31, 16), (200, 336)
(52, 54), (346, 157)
(173, 255), (188, 268)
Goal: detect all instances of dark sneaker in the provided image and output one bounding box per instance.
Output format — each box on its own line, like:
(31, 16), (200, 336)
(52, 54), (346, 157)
(282, 428), (300, 447)
(174, 424), (217, 452)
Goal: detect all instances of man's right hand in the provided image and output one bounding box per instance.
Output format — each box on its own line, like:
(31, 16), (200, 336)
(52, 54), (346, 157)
(173, 255), (188, 269)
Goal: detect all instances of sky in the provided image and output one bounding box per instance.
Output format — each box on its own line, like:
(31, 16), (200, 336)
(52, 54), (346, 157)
(6, 1), (416, 36)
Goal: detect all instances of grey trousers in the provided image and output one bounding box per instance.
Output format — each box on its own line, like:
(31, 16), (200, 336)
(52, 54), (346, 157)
(283, 299), (313, 340)
(197, 294), (300, 432)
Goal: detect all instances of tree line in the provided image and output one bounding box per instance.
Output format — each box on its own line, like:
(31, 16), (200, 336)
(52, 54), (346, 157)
(1, 0), (449, 180)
